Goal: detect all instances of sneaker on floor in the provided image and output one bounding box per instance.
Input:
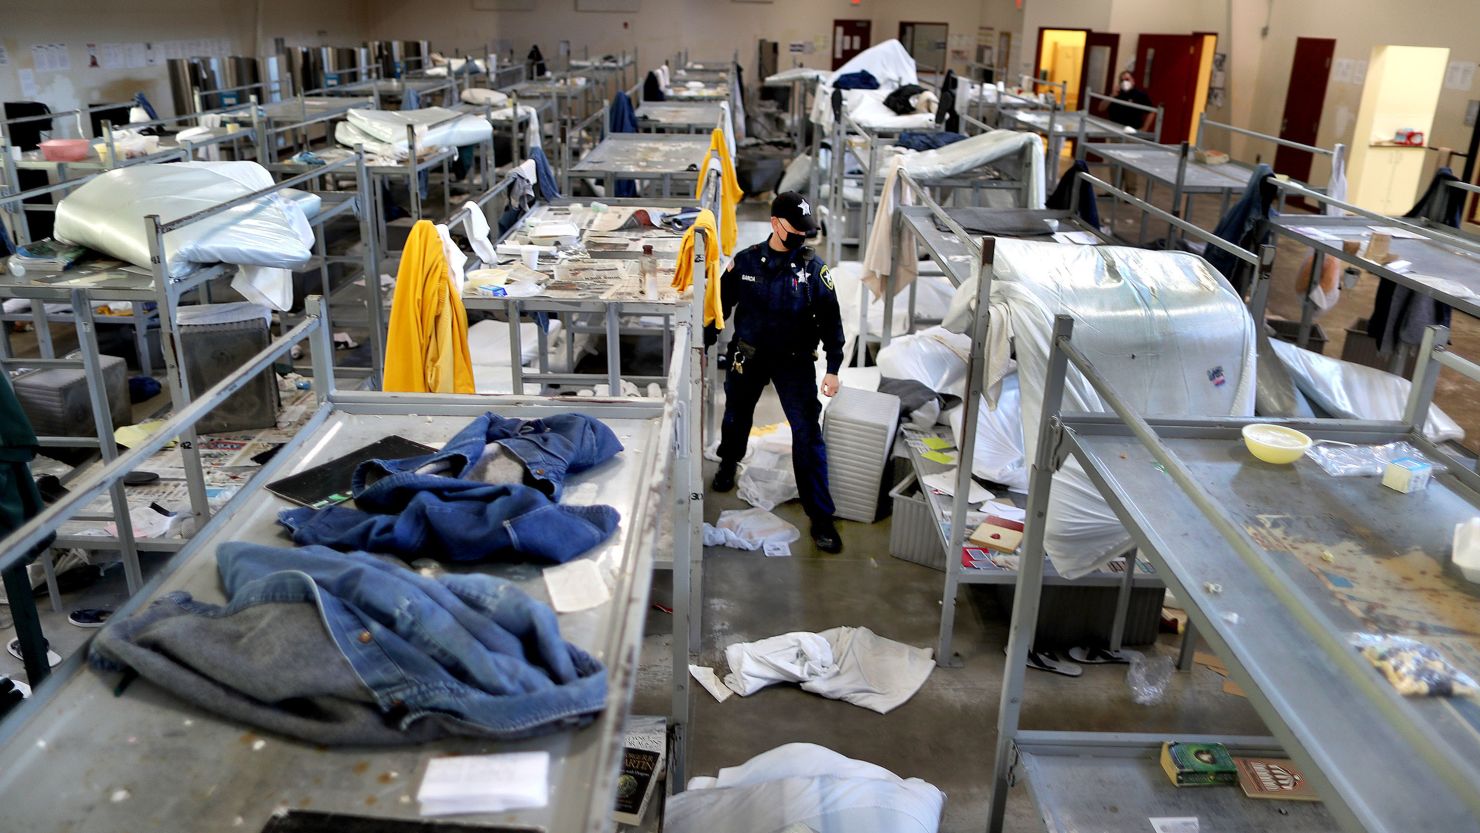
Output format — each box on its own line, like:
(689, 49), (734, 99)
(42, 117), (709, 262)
(810, 517), (842, 554)
(7, 637), (61, 668)
(711, 462), (738, 493)
(67, 608), (113, 629)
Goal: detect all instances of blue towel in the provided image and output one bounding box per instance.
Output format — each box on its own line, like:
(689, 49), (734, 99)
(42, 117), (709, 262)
(0, 217), (13, 257)
(529, 146), (561, 201)
(833, 70), (879, 90)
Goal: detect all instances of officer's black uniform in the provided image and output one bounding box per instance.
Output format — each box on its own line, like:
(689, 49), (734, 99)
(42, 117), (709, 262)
(712, 201), (845, 525)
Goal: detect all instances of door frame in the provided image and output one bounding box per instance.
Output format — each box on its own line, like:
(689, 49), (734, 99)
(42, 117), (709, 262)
(831, 19), (872, 71)
(898, 20), (951, 75)
(1078, 32), (1120, 113)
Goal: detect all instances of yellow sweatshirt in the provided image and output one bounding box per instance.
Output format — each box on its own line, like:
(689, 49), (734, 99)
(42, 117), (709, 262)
(671, 208), (724, 329)
(383, 220), (475, 394)
(694, 127), (743, 256)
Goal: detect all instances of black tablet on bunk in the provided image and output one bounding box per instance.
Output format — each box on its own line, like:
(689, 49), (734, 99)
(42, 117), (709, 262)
(266, 435), (436, 510)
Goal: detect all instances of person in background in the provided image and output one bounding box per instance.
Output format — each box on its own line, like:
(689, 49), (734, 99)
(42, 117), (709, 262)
(1104, 69), (1157, 194)
(709, 192), (845, 554)
(1105, 69), (1156, 132)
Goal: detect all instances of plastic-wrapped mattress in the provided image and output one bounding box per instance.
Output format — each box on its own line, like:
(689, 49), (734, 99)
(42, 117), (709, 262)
(336, 107), (493, 158)
(971, 240), (1258, 577)
(54, 161), (316, 310)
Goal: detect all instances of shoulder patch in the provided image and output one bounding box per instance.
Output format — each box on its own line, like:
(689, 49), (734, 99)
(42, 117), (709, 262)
(820, 264), (834, 290)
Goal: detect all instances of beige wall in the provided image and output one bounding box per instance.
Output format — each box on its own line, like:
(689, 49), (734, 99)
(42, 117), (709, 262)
(363, 0), (989, 78)
(1239, 0), (1480, 191)
(0, 0), (367, 125)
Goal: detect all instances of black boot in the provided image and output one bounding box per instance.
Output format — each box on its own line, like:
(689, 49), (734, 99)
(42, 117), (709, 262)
(711, 462), (738, 492)
(811, 517), (842, 554)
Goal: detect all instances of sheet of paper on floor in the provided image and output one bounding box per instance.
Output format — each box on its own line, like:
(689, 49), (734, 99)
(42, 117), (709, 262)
(689, 665), (734, 703)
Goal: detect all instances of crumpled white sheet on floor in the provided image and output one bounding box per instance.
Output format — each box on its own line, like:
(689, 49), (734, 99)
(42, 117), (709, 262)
(702, 508), (800, 557)
(723, 627), (934, 714)
(737, 423), (798, 511)
(667, 743), (944, 833)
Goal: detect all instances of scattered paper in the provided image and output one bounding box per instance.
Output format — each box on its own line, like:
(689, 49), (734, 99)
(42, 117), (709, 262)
(984, 501), (1026, 522)
(542, 558), (611, 613)
(1150, 819), (1199, 833)
(921, 450), (957, 465)
(106, 504), (180, 540)
(417, 752), (549, 816)
(1289, 225), (1339, 242)
(688, 665), (734, 702)
(763, 542), (792, 557)
(921, 437), (955, 451)
(921, 469), (993, 504)
(1368, 225), (1423, 239)
(114, 420), (173, 449)
(1193, 651), (1229, 677)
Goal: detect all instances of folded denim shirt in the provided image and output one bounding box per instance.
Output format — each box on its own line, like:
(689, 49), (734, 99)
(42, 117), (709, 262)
(278, 412), (625, 563)
(90, 542), (608, 746)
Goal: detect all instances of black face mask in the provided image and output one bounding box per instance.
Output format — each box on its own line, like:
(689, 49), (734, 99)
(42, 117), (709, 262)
(777, 227), (807, 251)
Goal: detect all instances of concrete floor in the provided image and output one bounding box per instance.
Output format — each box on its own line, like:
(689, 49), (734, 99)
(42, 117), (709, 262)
(625, 197), (1273, 831)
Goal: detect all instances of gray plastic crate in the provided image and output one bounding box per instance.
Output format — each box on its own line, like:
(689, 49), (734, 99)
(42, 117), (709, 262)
(823, 386), (900, 522)
(178, 303), (279, 434)
(12, 354), (130, 438)
(889, 473), (943, 570)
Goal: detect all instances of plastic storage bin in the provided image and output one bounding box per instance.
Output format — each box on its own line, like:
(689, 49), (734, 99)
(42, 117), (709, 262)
(178, 303), (279, 434)
(823, 386), (901, 522)
(889, 473), (943, 570)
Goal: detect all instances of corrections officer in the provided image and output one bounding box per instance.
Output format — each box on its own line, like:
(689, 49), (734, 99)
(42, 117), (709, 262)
(708, 192), (845, 553)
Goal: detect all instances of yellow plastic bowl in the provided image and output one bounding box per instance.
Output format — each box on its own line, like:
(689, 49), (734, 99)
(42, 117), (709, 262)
(1241, 424), (1312, 465)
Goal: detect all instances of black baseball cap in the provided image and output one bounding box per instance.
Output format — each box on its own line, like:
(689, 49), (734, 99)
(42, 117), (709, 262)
(771, 191), (819, 236)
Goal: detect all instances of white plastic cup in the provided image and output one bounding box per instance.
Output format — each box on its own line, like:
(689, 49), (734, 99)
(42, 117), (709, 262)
(523, 247), (539, 269)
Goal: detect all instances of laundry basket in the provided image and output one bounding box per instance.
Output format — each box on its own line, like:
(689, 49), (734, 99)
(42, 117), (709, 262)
(822, 386), (900, 522)
(177, 302), (279, 434)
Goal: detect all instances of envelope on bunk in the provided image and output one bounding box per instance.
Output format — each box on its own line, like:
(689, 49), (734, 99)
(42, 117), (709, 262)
(54, 161), (318, 311)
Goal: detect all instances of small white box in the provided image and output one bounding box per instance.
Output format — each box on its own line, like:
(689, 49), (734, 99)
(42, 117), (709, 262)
(1382, 457), (1432, 493)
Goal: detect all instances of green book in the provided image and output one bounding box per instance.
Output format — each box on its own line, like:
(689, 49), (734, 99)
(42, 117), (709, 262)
(1160, 741), (1237, 787)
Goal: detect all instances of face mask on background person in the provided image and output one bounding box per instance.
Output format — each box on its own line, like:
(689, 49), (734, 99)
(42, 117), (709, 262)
(1120, 79), (1133, 92)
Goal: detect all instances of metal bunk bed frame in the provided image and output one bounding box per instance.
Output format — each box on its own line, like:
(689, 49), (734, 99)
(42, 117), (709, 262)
(0, 290), (703, 828)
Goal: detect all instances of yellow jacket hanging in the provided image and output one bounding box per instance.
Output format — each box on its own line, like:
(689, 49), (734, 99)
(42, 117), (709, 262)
(694, 127), (743, 256)
(671, 209), (725, 329)
(383, 220), (475, 394)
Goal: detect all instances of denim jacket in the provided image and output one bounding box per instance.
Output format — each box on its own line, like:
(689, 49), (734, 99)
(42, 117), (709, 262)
(278, 412), (624, 564)
(91, 542), (607, 746)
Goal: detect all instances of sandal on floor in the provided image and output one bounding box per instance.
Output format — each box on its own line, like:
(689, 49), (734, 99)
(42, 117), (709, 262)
(1006, 646), (1084, 677)
(1068, 646), (1131, 665)
(7, 638), (61, 668)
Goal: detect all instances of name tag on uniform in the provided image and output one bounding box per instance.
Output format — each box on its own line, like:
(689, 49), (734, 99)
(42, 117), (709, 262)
(741, 275), (758, 283)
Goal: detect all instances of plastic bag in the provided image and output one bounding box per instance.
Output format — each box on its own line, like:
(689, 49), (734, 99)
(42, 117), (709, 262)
(875, 327), (970, 397)
(945, 377), (1029, 493)
(1305, 441), (1447, 477)
(1126, 650), (1174, 705)
(703, 508), (801, 557)
(1351, 633), (1478, 697)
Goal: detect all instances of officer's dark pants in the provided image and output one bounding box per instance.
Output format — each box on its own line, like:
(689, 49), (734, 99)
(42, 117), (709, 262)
(716, 352), (835, 521)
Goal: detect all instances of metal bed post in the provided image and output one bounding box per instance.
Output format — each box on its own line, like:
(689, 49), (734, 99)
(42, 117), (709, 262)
(937, 237), (994, 667)
(354, 150), (386, 386)
(405, 124), (422, 221)
(1168, 141), (1191, 245)
(143, 215), (213, 528)
(71, 289), (142, 593)
(881, 171), (903, 350)
(986, 312), (1073, 833)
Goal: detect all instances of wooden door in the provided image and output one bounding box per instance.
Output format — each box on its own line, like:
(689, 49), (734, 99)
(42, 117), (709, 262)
(1135, 34), (1205, 145)
(1079, 32), (1120, 111)
(832, 20), (871, 71)
(1274, 37), (1336, 186)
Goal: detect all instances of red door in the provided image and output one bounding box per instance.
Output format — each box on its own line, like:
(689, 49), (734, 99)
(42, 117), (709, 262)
(1078, 32), (1120, 112)
(832, 20), (872, 71)
(1134, 34), (1205, 145)
(1273, 37), (1336, 187)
